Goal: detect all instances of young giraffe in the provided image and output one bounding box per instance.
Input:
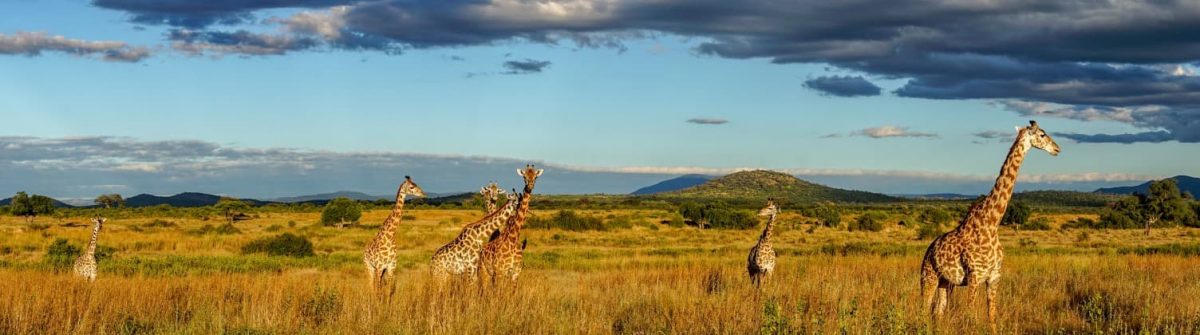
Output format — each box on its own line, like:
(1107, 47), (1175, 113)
(747, 200), (779, 287)
(479, 165), (543, 284)
(363, 176), (426, 293)
(431, 188), (522, 279)
(921, 121), (1060, 331)
(73, 217), (105, 282)
(479, 182), (505, 214)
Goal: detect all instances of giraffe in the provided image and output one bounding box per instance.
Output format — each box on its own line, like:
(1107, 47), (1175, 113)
(747, 200), (779, 287)
(363, 176), (426, 293)
(430, 188), (522, 279)
(479, 165), (543, 285)
(73, 217), (105, 282)
(920, 121), (1060, 331)
(480, 182), (506, 214)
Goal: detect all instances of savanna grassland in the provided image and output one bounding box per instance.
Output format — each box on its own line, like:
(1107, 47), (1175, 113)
(2, 208), (1200, 334)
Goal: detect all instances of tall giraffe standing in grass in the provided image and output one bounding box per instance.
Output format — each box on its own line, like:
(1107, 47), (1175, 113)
(364, 176), (426, 293)
(747, 200), (778, 287)
(480, 182), (505, 214)
(921, 121), (1060, 331)
(431, 184), (521, 279)
(73, 217), (105, 282)
(480, 165), (543, 284)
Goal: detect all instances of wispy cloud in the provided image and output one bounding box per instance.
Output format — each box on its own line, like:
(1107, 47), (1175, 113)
(686, 118), (728, 125)
(502, 59), (551, 74)
(803, 75), (882, 97)
(850, 126), (938, 139)
(0, 31), (149, 62)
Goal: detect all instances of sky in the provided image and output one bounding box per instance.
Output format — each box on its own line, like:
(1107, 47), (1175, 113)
(2, 0), (1198, 201)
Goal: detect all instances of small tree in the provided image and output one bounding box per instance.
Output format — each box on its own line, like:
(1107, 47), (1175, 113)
(93, 193), (125, 208)
(10, 192), (55, 224)
(214, 197), (250, 224)
(9, 192), (33, 223)
(1000, 201), (1031, 227)
(849, 211), (887, 232)
(321, 197), (363, 228)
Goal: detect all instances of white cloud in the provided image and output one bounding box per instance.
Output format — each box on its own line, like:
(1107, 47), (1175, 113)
(850, 125), (938, 138)
(0, 31), (150, 62)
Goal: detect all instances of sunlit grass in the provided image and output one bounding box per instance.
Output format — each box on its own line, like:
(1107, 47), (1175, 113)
(2, 209), (1199, 333)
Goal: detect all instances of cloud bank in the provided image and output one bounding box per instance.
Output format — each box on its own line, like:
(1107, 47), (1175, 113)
(0, 136), (1155, 199)
(803, 76), (882, 97)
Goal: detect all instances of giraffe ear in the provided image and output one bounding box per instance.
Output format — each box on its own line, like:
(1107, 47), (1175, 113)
(535, 169), (544, 177)
(517, 169), (524, 177)
(1014, 126), (1021, 133)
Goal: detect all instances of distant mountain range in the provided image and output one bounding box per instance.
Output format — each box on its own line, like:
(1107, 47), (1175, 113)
(650, 170), (900, 203)
(125, 192), (273, 207)
(1094, 175), (1200, 196)
(271, 191), (390, 203)
(630, 174), (713, 195)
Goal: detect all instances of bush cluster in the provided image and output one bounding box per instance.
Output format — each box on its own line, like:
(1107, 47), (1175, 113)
(677, 202), (757, 230)
(241, 233), (315, 257)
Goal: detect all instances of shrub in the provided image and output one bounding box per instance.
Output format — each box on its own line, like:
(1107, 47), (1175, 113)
(44, 239), (80, 269)
(143, 219), (177, 228)
(241, 233), (314, 257)
(1022, 217), (1053, 231)
(802, 205), (841, 228)
(527, 210), (608, 231)
(677, 202), (757, 230)
(917, 221), (944, 240)
(190, 223), (242, 235)
(848, 211), (887, 232)
(43, 239), (113, 269)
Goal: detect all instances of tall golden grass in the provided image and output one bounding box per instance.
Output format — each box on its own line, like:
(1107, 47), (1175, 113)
(1, 209), (1199, 333)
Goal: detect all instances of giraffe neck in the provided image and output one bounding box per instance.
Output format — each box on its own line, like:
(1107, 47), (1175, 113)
(86, 221), (101, 256)
(485, 199), (498, 214)
(462, 199), (518, 244)
(499, 183), (535, 239)
(758, 213), (776, 244)
(380, 192), (407, 237)
(973, 132), (1030, 230)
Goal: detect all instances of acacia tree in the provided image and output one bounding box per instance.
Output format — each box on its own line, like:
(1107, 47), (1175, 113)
(10, 192), (56, 224)
(1140, 179), (1197, 234)
(1000, 201), (1031, 227)
(93, 194), (125, 208)
(321, 197), (363, 229)
(214, 198), (250, 224)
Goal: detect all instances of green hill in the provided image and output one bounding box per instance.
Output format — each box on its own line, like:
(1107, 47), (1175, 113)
(656, 170), (899, 204)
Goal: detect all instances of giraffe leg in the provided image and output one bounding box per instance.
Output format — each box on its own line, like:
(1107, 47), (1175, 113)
(986, 280), (998, 333)
(366, 267), (378, 293)
(921, 269), (939, 319)
(933, 280), (950, 319)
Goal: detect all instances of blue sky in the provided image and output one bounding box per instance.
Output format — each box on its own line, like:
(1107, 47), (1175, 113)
(2, 0), (1198, 200)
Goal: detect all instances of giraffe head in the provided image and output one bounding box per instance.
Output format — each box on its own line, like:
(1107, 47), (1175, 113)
(758, 199), (779, 217)
(91, 217), (106, 229)
(517, 164), (544, 189)
(479, 182), (505, 202)
(1018, 120), (1061, 156)
(399, 175), (427, 199)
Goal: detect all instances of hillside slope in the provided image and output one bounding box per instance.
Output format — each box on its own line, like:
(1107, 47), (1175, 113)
(658, 170), (898, 203)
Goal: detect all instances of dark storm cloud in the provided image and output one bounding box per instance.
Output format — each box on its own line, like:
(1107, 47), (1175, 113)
(92, 0), (359, 28)
(803, 76), (881, 97)
(502, 59), (551, 74)
(83, 0), (1200, 142)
